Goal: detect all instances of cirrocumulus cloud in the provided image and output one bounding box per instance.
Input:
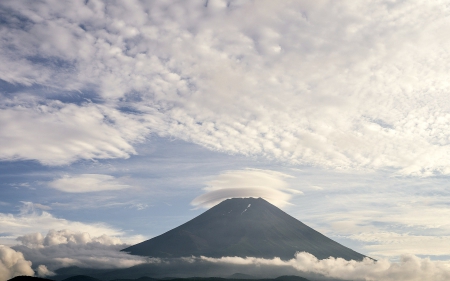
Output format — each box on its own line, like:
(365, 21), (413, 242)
(1, 1), (450, 175)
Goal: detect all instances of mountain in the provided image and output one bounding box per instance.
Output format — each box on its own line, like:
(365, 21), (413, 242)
(227, 273), (255, 279)
(62, 276), (102, 281)
(122, 197), (367, 261)
(274, 276), (309, 281)
(7, 277), (54, 281)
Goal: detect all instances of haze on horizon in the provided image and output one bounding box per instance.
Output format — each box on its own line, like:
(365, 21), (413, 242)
(1, 1), (450, 280)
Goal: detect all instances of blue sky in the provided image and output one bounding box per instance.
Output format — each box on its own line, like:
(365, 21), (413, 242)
(2, 1), (450, 280)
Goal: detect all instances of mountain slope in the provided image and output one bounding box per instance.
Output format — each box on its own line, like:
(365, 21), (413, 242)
(122, 197), (366, 261)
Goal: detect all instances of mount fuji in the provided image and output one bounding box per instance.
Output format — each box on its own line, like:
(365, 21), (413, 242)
(123, 197), (367, 261)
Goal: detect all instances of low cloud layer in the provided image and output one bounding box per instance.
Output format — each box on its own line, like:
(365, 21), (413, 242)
(16, 229), (123, 248)
(13, 229), (148, 272)
(0, 245), (34, 281)
(6, 228), (450, 281)
(48, 174), (130, 193)
(191, 169), (301, 208)
(0, 202), (142, 246)
(199, 252), (450, 281)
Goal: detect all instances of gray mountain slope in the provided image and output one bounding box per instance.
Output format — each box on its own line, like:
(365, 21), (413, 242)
(122, 197), (367, 261)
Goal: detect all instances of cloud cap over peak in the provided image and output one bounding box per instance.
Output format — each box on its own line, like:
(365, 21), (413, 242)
(191, 169), (301, 208)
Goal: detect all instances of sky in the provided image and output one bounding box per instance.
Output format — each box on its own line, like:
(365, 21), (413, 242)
(1, 0), (450, 280)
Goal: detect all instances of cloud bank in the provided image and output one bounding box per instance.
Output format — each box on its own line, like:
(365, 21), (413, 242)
(16, 229), (123, 248)
(6, 228), (450, 281)
(1, 1), (450, 175)
(38, 250), (450, 281)
(0, 202), (142, 246)
(13, 229), (148, 272)
(199, 252), (450, 281)
(49, 174), (130, 193)
(191, 169), (300, 208)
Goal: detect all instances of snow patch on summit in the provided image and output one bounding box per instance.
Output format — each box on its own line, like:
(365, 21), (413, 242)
(241, 204), (251, 215)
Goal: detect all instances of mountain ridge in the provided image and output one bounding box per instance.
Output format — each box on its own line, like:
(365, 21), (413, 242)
(6, 276), (311, 281)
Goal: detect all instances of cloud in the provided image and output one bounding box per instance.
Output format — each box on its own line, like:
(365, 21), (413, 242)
(191, 169), (301, 208)
(199, 252), (450, 281)
(24, 203), (51, 211)
(131, 203), (148, 210)
(350, 232), (450, 258)
(0, 100), (148, 165)
(290, 180), (450, 259)
(0, 202), (142, 246)
(1, 0), (450, 175)
(13, 229), (148, 272)
(36, 265), (55, 277)
(65, 252), (450, 281)
(7, 226), (450, 281)
(48, 174), (130, 193)
(0, 245), (34, 281)
(16, 229), (123, 248)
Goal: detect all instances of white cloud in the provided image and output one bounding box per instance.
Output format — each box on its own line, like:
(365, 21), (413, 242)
(350, 232), (450, 257)
(49, 174), (130, 193)
(0, 245), (34, 281)
(191, 168), (301, 208)
(0, 202), (141, 246)
(13, 229), (148, 272)
(1, 0), (450, 174)
(16, 229), (123, 248)
(200, 252), (450, 281)
(326, 197), (450, 258)
(36, 264), (55, 277)
(280, 173), (450, 259)
(0, 100), (148, 165)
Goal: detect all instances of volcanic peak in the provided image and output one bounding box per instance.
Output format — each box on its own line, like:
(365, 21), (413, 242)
(123, 197), (367, 261)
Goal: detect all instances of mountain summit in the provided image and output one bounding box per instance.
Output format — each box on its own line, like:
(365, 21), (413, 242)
(122, 197), (367, 261)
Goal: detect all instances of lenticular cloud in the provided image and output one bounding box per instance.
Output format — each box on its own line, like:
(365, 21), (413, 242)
(191, 169), (300, 208)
